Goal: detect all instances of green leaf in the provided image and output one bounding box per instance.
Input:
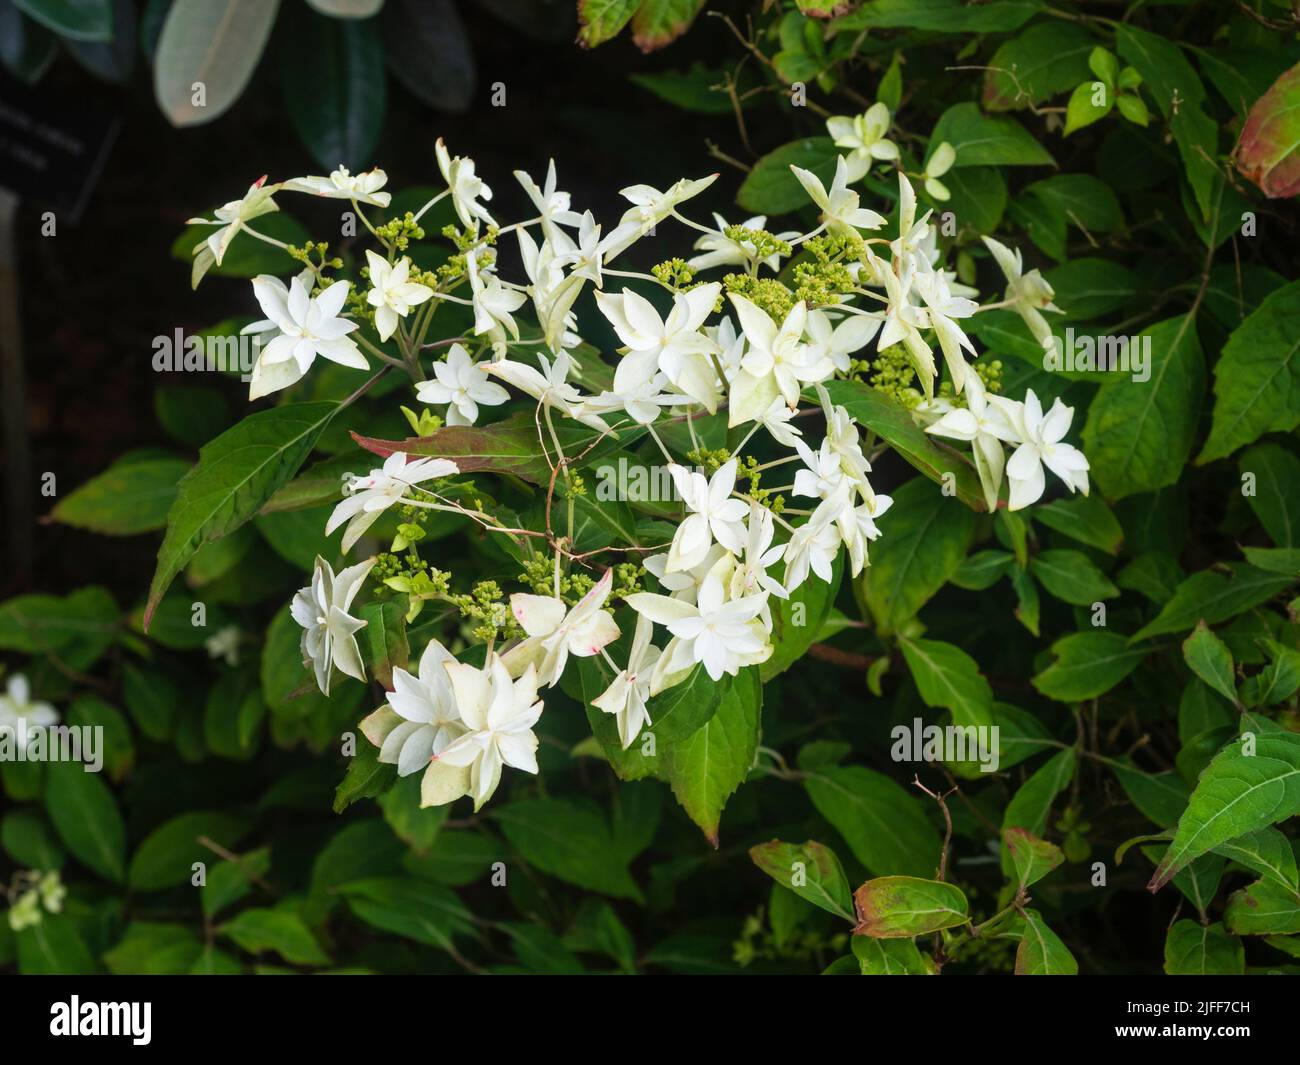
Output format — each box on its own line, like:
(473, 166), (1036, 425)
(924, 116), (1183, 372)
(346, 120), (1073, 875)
(762, 557), (841, 681)
(202, 847), (271, 919)
(1212, 827), (1299, 893)
(1034, 493), (1124, 555)
(629, 0), (704, 52)
(12, 0), (112, 40)
(983, 22), (1095, 111)
(340, 876), (475, 952)
(1004, 827), (1065, 890)
(146, 402), (339, 628)
(1032, 632), (1150, 701)
(1, 810), (64, 870)
(862, 479), (974, 634)
(1024, 174), (1125, 234)
(50, 457), (191, 535)
(154, 0), (279, 125)
(1014, 909), (1078, 974)
(104, 921), (202, 975)
(1081, 315), (1204, 501)
(129, 811), (249, 891)
(362, 597), (409, 691)
(576, 0), (638, 47)
(1224, 878), (1300, 936)
(1112, 761), (1189, 829)
(282, 7), (386, 170)
(899, 635), (994, 728)
(1115, 25), (1216, 221)
(736, 136), (840, 216)
(951, 549), (1014, 590)
(929, 102), (1055, 167)
(1182, 622), (1237, 704)
(1002, 750), (1076, 869)
(333, 737), (397, 813)
(1044, 258), (1139, 322)
(1132, 563), (1294, 642)
(1163, 919), (1244, 974)
(1199, 280), (1300, 463)
(1235, 58), (1300, 198)
(220, 908), (331, 966)
(834, 0), (1043, 33)
(804, 765), (942, 878)
(16, 916), (96, 975)
(1239, 443), (1300, 548)
(749, 839), (855, 922)
(1151, 731), (1300, 890)
(629, 62), (736, 114)
(494, 798), (641, 900)
(1063, 80), (1112, 136)
(1030, 549), (1119, 606)
(642, 664), (731, 743)
(851, 935), (933, 974)
(657, 665), (762, 845)
(44, 761), (125, 882)
(823, 381), (985, 508)
(0, 587), (118, 669)
(852, 876), (969, 938)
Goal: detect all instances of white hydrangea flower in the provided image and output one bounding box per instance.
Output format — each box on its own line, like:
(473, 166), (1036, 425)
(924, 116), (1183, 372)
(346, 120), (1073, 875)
(790, 155), (886, 236)
(365, 251), (433, 342)
(378, 639), (465, 776)
(290, 556), (375, 695)
(665, 459), (748, 572)
(592, 612), (662, 749)
(827, 103), (899, 182)
(326, 452), (459, 552)
(414, 343), (509, 426)
(436, 138), (496, 230)
(284, 166), (391, 207)
(504, 569), (621, 687)
(982, 235), (1062, 351)
(1001, 389), (1090, 510)
(0, 674), (58, 746)
(434, 655), (543, 810)
(242, 274), (366, 400)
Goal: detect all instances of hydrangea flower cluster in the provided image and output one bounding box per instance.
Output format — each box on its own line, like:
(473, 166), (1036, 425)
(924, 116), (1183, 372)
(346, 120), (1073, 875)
(186, 116), (1088, 811)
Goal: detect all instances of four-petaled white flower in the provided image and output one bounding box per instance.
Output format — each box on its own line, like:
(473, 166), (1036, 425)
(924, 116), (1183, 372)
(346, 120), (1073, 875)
(1001, 389), (1090, 510)
(326, 452), (459, 551)
(666, 459), (748, 572)
(827, 103), (899, 182)
(596, 283), (722, 412)
(291, 555), (375, 695)
(467, 254), (527, 342)
(187, 175), (279, 284)
(602, 175), (718, 259)
(436, 138), (496, 230)
(284, 166), (390, 207)
(627, 572), (768, 682)
(486, 352), (610, 432)
(592, 613), (662, 749)
(435, 656), (543, 810)
(378, 639), (465, 776)
(514, 160), (583, 246)
(415, 343), (509, 426)
(242, 274), (366, 400)
(505, 568), (621, 687)
(924, 372), (1019, 510)
(365, 251), (434, 342)
(783, 495), (844, 592)
(0, 674), (58, 746)
(982, 235), (1062, 351)
(791, 155), (887, 236)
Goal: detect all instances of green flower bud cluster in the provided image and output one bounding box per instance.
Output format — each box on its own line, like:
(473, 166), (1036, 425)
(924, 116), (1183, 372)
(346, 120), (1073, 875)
(684, 445), (732, 475)
(722, 274), (794, 321)
(554, 470), (588, 498)
(446, 579), (521, 644)
(374, 212), (426, 252)
(286, 240), (344, 273)
(651, 257), (699, 291)
(518, 557), (644, 605)
(791, 232), (860, 307)
(867, 344), (924, 409)
(723, 224), (792, 266)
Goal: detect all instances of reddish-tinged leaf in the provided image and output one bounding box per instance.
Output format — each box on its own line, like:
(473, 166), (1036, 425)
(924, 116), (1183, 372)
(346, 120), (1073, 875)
(1237, 61), (1300, 199)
